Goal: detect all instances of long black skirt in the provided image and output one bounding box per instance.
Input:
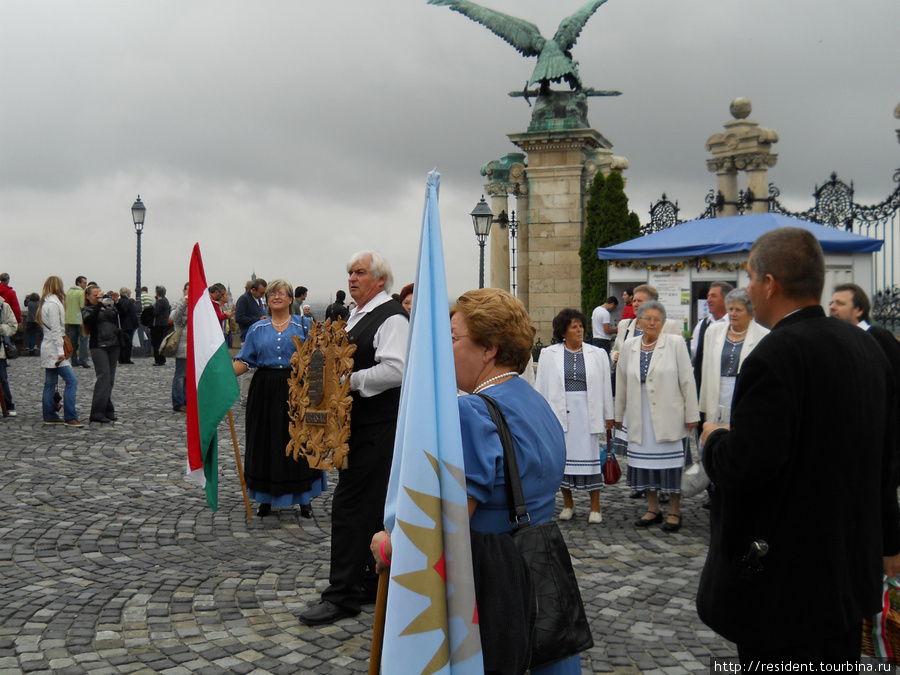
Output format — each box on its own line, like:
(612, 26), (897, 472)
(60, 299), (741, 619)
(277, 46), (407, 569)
(244, 368), (321, 497)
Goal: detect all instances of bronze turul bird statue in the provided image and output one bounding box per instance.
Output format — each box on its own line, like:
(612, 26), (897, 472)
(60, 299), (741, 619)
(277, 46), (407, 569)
(427, 0), (608, 93)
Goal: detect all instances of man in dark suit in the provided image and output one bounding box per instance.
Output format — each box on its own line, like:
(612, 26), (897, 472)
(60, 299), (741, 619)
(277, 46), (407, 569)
(698, 227), (900, 665)
(830, 282), (900, 485)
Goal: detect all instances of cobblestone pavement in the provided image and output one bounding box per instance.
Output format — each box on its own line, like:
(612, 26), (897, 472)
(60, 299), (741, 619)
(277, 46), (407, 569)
(0, 356), (737, 674)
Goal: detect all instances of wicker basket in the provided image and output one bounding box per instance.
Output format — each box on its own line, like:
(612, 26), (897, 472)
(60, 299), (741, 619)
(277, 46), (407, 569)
(862, 609), (900, 663)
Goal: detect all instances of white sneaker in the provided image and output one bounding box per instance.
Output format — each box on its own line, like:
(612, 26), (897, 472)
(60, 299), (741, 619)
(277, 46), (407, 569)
(7, 410), (16, 417)
(589, 511), (602, 524)
(559, 507), (574, 521)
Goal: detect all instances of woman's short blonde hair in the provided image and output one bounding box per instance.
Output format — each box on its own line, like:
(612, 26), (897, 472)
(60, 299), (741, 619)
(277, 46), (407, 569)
(265, 279), (293, 316)
(450, 288), (535, 373)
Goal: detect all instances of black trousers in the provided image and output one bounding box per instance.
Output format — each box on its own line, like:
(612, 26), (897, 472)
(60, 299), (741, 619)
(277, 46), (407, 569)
(737, 620), (862, 667)
(321, 419), (396, 612)
(119, 329), (135, 363)
(150, 326), (167, 364)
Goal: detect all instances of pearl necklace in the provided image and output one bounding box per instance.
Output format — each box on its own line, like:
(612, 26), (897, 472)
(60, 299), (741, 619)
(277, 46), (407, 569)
(641, 339), (657, 348)
(272, 317), (291, 330)
(729, 327), (748, 336)
(473, 372), (518, 394)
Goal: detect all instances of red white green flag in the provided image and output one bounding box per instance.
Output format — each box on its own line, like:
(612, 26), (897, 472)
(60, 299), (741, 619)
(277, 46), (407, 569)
(185, 243), (240, 511)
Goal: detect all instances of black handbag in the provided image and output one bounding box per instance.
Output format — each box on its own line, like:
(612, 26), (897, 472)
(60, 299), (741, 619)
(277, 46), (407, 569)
(3, 338), (18, 360)
(477, 393), (594, 671)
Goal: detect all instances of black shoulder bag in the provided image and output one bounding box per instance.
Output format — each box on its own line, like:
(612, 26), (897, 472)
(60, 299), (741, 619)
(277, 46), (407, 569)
(476, 393), (594, 671)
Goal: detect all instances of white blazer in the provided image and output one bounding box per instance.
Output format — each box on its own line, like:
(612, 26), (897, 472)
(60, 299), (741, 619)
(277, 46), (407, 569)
(535, 343), (613, 433)
(614, 333), (699, 445)
(698, 320), (769, 414)
(610, 317), (681, 363)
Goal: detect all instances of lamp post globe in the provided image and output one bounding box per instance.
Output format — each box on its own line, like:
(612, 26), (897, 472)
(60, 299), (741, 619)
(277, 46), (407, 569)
(131, 196), (146, 306)
(470, 196), (493, 289)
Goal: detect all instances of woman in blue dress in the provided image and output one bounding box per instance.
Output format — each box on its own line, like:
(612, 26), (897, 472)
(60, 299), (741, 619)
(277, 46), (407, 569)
(373, 288), (582, 674)
(233, 279), (326, 518)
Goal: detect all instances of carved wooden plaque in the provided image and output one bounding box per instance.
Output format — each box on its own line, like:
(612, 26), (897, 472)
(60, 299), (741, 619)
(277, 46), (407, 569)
(287, 318), (356, 470)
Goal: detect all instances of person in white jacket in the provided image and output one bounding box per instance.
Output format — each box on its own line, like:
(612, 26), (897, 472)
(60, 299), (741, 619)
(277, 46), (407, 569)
(0, 295), (17, 416)
(535, 308), (614, 524)
(36, 276), (81, 427)
(698, 289), (769, 421)
(615, 301), (698, 532)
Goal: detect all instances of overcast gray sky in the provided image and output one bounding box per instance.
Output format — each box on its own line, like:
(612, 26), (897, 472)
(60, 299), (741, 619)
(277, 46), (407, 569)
(2, 0), (898, 307)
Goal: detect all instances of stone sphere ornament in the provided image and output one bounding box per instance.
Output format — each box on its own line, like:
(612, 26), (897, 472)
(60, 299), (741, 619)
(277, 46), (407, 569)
(730, 98), (752, 119)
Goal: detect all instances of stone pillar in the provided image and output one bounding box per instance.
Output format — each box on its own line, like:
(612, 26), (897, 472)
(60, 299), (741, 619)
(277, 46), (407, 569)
(706, 98), (778, 216)
(512, 162), (529, 311)
(508, 129), (617, 340)
(709, 159), (739, 217)
(482, 153), (527, 291)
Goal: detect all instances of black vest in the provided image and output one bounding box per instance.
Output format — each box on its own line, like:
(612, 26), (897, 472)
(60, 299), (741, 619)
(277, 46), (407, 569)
(692, 316), (712, 390)
(348, 299), (408, 427)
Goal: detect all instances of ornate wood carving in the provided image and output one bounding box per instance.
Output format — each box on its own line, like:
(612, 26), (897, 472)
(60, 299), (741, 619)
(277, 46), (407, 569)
(287, 319), (356, 470)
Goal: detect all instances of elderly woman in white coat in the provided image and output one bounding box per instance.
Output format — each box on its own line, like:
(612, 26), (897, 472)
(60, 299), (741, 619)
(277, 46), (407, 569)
(37, 275), (82, 427)
(536, 308), (614, 524)
(699, 288), (769, 422)
(615, 300), (699, 532)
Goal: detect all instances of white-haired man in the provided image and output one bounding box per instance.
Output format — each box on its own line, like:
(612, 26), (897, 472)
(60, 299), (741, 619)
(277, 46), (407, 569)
(300, 250), (409, 626)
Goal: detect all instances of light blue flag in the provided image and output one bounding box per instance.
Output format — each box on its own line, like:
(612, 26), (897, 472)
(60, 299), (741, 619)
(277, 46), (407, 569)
(381, 170), (484, 675)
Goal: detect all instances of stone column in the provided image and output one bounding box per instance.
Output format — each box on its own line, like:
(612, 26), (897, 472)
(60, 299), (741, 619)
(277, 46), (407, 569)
(708, 158), (739, 217)
(482, 153), (527, 291)
(508, 129), (614, 340)
(511, 162), (529, 310)
(743, 154), (772, 214)
(706, 98), (778, 217)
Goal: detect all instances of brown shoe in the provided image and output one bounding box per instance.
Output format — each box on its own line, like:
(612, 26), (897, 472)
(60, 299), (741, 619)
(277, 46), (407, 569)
(64, 419), (84, 428)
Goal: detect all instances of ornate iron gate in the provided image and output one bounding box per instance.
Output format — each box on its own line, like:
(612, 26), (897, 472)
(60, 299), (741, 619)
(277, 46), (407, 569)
(647, 170), (900, 332)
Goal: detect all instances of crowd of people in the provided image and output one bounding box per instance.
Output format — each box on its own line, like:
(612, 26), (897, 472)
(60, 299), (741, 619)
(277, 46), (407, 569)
(2, 226), (899, 670)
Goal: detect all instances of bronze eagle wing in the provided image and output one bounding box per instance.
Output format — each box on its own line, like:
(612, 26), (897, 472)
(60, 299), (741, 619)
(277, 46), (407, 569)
(427, 0), (545, 57)
(553, 0), (609, 51)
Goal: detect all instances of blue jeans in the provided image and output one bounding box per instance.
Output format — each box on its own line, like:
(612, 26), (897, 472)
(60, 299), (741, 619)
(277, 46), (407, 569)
(0, 359), (12, 411)
(172, 357), (187, 410)
(43, 366), (78, 420)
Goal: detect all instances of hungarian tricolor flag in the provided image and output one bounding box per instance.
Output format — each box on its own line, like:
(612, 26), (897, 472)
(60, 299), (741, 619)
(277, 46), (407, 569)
(185, 243), (240, 511)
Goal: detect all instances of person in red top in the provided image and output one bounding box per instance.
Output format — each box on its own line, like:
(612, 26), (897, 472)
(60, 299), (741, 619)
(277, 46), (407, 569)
(208, 283), (233, 335)
(620, 287), (636, 321)
(0, 273), (22, 324)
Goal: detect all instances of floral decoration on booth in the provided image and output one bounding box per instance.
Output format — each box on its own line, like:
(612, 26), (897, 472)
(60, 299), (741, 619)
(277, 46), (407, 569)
(610, 258), (748, 273)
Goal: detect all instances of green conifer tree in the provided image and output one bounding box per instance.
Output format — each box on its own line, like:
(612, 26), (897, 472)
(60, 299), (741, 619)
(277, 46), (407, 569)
(580, 170), (641, 335)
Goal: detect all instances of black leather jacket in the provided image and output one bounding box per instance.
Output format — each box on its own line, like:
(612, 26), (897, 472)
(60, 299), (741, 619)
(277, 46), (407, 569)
(82, 301), (122, 349)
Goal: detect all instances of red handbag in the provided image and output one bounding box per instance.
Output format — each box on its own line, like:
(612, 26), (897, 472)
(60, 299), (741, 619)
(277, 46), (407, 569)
(603, 430), (622, 484)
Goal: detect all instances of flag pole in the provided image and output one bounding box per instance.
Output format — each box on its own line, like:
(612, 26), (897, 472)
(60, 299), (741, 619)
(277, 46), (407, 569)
(368, 571), (390, 675)
(227, 410), (253, 520)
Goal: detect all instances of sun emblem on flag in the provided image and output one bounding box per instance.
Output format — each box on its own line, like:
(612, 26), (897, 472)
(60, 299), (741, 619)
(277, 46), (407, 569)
(392, 452), (481, 674)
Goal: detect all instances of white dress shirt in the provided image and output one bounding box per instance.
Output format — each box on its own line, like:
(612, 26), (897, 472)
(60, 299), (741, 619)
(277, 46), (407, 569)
(346, 291), (409, 398)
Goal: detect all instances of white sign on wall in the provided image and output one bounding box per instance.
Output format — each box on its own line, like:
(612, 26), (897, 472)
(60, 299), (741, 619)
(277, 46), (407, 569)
(648, 271), (691, 324)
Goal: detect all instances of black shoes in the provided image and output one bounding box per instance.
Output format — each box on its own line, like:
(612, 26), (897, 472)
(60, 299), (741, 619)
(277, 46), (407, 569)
(300, 505), (313, 519)
(299, 601), (359, 626)
(662, 514), (683, 533)
(91, 416), (111, 424)
(629, 490), (645, 499)
(635, 511), (663, 527)
(257, 503), (271, 517)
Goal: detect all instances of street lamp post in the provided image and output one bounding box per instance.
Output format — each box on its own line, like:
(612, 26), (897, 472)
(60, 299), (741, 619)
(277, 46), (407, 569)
(495, 210), (520, 298)
(470, 196), (493, 289)
(131, 196), (146, 306)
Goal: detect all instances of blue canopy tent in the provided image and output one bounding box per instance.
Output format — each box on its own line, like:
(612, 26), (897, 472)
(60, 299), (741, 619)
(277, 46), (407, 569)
(596, 213), (883, 260)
